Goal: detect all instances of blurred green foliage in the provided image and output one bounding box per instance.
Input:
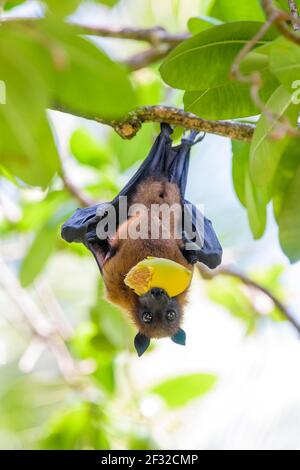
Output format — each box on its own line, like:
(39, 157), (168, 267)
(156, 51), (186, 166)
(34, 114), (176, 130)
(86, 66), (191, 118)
(207, 265), (286, 334)
(151, 373), (217, 408)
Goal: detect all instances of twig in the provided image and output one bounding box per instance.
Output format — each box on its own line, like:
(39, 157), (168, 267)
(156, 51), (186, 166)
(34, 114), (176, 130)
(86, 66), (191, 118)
(0, 256), (83, 384)
(197, 263), (300, 335)
(61, 170), (96, 207)
(124, 45), (173, 70)
(0, 256), (53, 338)
(0, 18), (186, 69)
(34, 279), (74, 340)
(261, 0), (300, 45)
(231, 4), (299, 137)
(231, 14), (284, 128)
(75, 24), (189, 45)
(288, 0), (300, 31)
(231, 14), (277, 82)
(0, 18), (189, 44)
(231, 14), (276, 110)
(75, 24), (187, 70)
(19, 336), (47, 373)
(231, 14), (278, 118)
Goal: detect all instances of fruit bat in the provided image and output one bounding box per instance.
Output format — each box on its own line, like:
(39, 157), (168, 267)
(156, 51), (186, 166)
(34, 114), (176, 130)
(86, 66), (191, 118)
(61, 124), (222, 356)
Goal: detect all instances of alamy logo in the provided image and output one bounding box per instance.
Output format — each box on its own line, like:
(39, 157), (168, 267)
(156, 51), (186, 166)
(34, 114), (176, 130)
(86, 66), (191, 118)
(0, 81), (6, 105)
(291, 80), (300, 105)
(95, 197), (205, 251)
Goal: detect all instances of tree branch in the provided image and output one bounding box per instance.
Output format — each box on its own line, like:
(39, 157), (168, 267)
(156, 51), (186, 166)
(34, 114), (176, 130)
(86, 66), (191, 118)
(55, 104), (255, 141)
(197, 263), (300, 335)
(1, 18), (189, 44)
(108, 106), (255, 141)
(124, 45), (173, 70)
(1, 18), (186, 69)
(75, 24), (189, 45)
(231, 14), (278, 117)
(61, 170), (96, 207)
(75, 24), (188, 69)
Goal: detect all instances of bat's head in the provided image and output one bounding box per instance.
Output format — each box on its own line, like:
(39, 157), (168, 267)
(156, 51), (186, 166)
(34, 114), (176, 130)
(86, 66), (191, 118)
(132, 287), (187, 356)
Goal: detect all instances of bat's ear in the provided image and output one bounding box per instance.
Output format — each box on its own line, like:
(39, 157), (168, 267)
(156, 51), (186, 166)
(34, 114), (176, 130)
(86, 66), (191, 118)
(134, 332), (150, 357)
(171, 328), (186, 346)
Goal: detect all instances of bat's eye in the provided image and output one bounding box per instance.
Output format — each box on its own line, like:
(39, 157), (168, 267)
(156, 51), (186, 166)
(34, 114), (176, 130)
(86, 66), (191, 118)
(166, 310), (176, 322)
(142, 312), (153, 323)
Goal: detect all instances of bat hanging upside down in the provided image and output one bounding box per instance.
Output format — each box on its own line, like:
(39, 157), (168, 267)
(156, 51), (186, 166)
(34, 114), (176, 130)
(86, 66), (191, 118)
(61, 124), (222, 356)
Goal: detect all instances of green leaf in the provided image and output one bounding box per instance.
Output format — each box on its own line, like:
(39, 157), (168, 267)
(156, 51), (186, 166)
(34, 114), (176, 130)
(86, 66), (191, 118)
(110, 124), (155, 171)
(19, 201), (76, 286)
(245, 167), (267, 239)
(128, 433), (157, 451)
(0, 112), (60, 188)
(0, 364), (67, 435)
(187, 16), (222, 35)
(92, 354), (116, 395)
(0, 165), (18, 186)
(19, 225), (57, 287)
(171, 126), (185, 142)
(70, 128), (110, 168)
(207, 275), (259, 333)
(274, 0), (300, 12)
(185, 51), (279, 119)
(71, 321), (116, 358)
(278, 164), (300, 262)
(17, 191), (68, 232)
(40, 403), (110, 450)
(151, 373), (217, 408)
(91, 297), (133, 350)
(0, 25), (60, 187)
(93, 0), (119, 6)
(3, 0), (26, 10)
(45, 0), (81, 16)
(270, 37), (300, 91)
(250, 85), (299, 187)
(251, 264), (285, 295)
(208, 265), (286, 329)
(184, 66), (278, 119)
(232, 140), (267, 238)
(209, 0), (265, 21)
(160, 22), (277, 91)
(232, 140), (249, 206)
(272, 137), (300, 221)
(135, 74), (162, 107)
(43, 19), (137, 119)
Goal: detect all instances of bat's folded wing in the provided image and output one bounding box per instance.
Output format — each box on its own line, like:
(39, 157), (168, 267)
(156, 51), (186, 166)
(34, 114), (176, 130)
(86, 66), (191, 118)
(61, 202), (113, 273)
(61, 202), (110, 245)
(181, 200), (222, 269)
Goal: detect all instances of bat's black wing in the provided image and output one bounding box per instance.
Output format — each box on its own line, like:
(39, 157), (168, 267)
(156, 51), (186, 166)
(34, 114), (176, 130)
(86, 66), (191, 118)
(181, 201), (222, 268)
(61, 124), (222, 271)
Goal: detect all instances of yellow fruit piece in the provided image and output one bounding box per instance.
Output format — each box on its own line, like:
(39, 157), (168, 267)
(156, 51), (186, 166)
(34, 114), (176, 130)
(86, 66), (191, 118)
(124, 257), (192, 297)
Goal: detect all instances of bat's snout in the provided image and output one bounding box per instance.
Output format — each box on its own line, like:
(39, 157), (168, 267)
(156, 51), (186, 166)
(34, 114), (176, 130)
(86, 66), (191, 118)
(150, 287), (169, 299)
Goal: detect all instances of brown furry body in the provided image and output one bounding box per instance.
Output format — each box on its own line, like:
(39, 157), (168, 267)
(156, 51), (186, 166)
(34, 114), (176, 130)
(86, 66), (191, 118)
(101, 177), (192, 337)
